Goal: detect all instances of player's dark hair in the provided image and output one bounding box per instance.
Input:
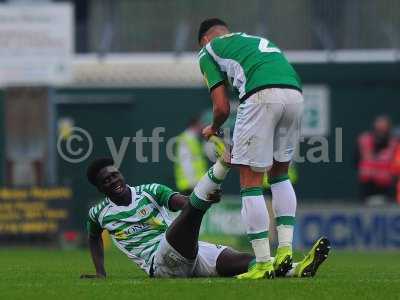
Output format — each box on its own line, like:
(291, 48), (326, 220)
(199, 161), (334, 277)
(86, 157), (114, 186)
(198, 18), (227, 44)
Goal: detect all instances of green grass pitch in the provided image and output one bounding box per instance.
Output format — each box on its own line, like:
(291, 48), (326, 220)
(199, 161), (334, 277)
(1, 244), (399, 300)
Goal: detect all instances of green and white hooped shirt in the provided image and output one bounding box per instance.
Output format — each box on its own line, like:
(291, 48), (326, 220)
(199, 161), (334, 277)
(87, 184), (178, 274)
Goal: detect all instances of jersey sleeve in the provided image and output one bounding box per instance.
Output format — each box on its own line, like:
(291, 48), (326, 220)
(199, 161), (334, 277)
(145, 183), (178, 210)
(86, 206), (103, 236)
(198, 48), (226, 91)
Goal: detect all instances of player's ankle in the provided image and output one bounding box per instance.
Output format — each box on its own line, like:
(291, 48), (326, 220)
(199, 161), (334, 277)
(250, 236), (271, 262)
(278, 243), (292, 249)
(189, 192), (212, 211)
(213, 160), (230, 179)
(217, 157), (231, 169)
(256, 258), (273, 264)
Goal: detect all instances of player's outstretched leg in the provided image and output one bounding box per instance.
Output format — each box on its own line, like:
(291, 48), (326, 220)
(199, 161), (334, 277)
(292, 237), (331, 277)
(166, 159), (230, 259)
(215, 248), (254, 277)
(268, 160), (297, 276)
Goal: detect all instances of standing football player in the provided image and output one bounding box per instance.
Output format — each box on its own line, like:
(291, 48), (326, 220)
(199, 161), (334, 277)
(198, 18), (304, 279)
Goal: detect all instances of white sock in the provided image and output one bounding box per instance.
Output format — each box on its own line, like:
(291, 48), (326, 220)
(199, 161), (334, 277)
(241, 187), (271, 262)
(285, 263), (298, 277)
(251, 239), (271, 263)
(213, 159), (230, 180)
(193, 160), (229, 201)
(276, 225), (294, 248)
(271, 179), (297, 248)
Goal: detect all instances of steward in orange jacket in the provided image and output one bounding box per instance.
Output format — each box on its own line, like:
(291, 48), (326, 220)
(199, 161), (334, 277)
(356, 116), (397, 201)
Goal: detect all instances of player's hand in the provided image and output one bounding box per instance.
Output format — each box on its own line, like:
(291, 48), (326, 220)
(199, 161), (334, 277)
(207, 189), (222, 203)
(80, 273), (106, 279)
(202, 125), (218, 140)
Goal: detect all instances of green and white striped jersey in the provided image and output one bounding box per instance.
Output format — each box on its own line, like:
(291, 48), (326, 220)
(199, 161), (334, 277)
(198, 32), (302, 100)
(87, 183), (177, 274)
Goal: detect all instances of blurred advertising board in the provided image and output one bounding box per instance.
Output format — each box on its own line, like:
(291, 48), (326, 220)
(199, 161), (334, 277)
(301, 85), (330, 137)
(0, 3), (73, 86)
(201, 199), (246, 236)
(201, 199), (400, 250)
(0, 186), (73, 244)
(294, 206), (400, 250)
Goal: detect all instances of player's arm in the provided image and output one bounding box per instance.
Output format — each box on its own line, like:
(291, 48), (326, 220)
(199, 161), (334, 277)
(80, 213), (106, 279)
(169, 189), (223, 211)
(148, 184), (183, 212)
(87, 233), (106, 278)
(208, 84), (230, 134)
(152, 184), (223, 212)
(168, 193), (188, 211)
(198, 49), (230, 139)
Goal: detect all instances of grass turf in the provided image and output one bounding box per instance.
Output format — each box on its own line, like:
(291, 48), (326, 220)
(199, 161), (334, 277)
(0, 244), (399, 300)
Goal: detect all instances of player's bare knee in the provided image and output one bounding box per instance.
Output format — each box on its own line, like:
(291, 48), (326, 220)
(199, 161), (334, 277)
(268, 160), (290, 178)
(239, 165), (264, 187)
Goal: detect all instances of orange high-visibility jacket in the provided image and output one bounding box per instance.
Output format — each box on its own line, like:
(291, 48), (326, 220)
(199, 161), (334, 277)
(358, 132), (398, 187)
(392, 143), (400, 175)
(392, 143), (400, 204)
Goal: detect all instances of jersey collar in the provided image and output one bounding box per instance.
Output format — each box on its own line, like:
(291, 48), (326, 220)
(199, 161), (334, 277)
(105, 185), (136, 209)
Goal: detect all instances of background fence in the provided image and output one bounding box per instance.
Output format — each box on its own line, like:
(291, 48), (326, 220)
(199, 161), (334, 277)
(72, 0), (400, 53)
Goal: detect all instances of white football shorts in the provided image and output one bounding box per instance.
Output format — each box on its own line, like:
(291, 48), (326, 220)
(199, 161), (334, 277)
(231, 88), (304, 171)
(152, 236), (227, 278)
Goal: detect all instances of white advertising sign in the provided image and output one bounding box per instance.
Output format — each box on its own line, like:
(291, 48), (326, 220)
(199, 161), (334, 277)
(301, 85), (330, 137)
(0, 3), (73, 86)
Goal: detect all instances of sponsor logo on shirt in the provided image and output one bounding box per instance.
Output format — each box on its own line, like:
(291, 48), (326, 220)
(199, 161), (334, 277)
(115, 223), (151, 240)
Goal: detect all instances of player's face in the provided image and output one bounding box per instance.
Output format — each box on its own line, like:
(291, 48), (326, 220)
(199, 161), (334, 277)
(200, 25), (229, 47)
(96, 166), (127, 198)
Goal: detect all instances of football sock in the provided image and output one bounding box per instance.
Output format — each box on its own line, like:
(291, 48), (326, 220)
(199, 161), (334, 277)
(285, 263), (298, 277)
(270, 176), (297, 248)
(190, 161), (230, 211)
(241, 187), (271, 262)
